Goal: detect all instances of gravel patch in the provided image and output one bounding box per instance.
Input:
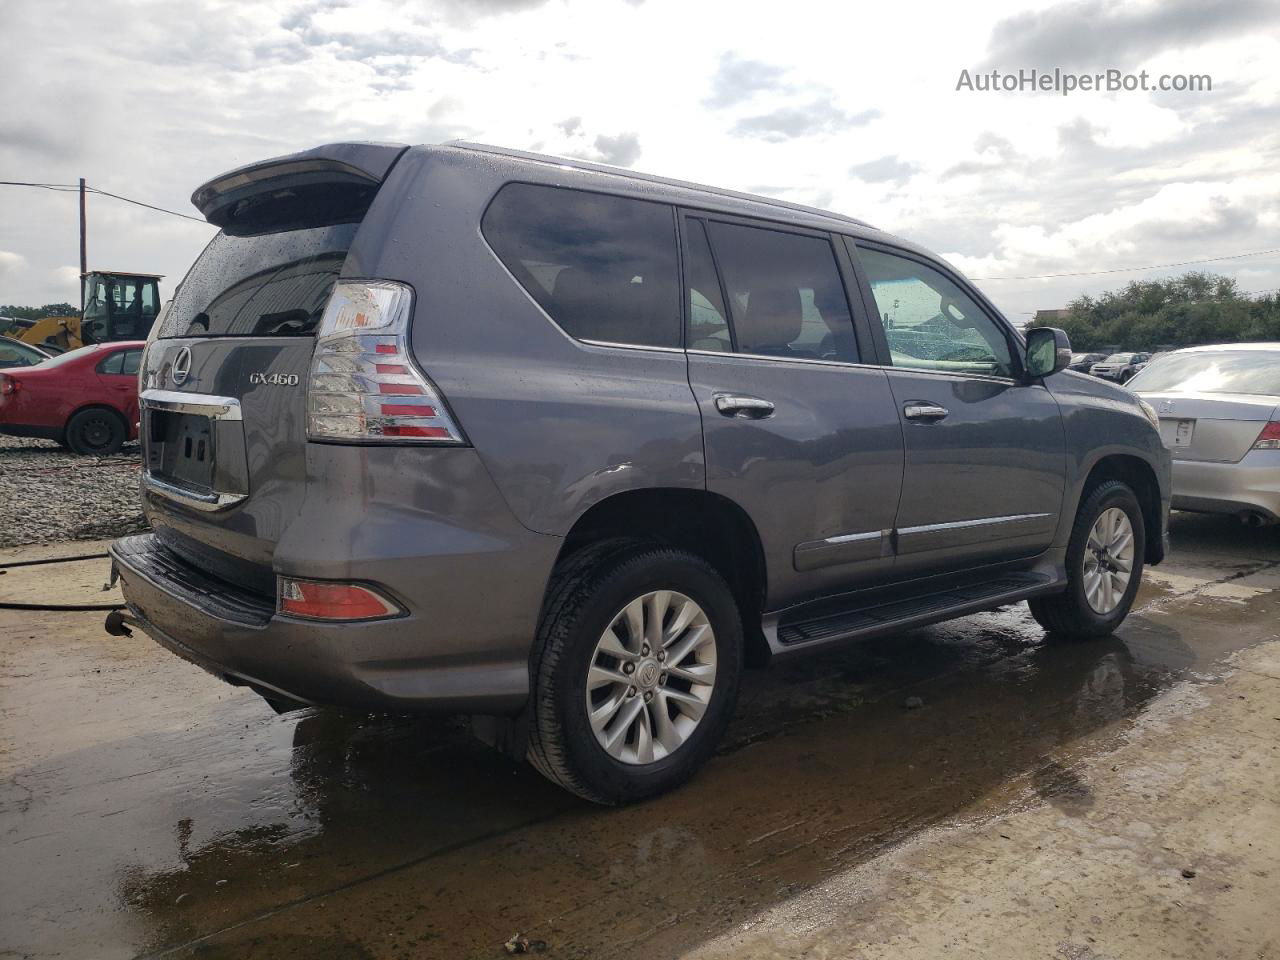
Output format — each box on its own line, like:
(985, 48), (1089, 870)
(0, 435), (148, 548)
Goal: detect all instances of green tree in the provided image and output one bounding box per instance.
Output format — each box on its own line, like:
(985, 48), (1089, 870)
(1028, 272), (1279, 350)
(0, 303), (77, 321)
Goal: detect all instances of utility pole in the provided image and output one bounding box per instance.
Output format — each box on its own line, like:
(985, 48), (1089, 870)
(78, 177), (87, 312)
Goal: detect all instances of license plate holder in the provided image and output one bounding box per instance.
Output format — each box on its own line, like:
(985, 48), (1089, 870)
(1172, 419), (1195, 447)
(149, 410), (217, 490)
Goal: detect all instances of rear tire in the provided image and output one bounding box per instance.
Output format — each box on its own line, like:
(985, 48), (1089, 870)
(527, 541), (743, 805)
(65, 407), (126, 455)
(1029, 480), (1145, 640)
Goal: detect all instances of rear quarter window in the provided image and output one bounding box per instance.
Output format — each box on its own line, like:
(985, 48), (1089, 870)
(481, 183), (681, 349)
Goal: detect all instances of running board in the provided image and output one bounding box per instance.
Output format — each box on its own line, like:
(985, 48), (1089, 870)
(768, 572), (1060, 652)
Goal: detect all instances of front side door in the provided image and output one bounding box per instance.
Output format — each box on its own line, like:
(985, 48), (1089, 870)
(683, 214), (903, 609)
(849, 241), (1066, 576)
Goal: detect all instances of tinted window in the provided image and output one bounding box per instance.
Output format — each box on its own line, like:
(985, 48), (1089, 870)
(684, 219), (732, 352)
(159, 223), (357, 338)
(706, 221), (857, 362)
(483, 183), (680, 348)
(121, 349), (143, 376)
(1127, 350), (1280, 396)
(858, 246), (1013, 377)
(96, 350), (125, 375)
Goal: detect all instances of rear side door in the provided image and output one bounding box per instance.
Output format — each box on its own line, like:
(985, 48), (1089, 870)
(848, 241), (1065, 576)
(683, 213), (903, 609)
(95, 347), (142, 429)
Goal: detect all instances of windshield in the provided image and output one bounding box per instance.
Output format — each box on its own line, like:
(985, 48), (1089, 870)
(23, 344), (100, 369)
(1104, 353), (1134, 362)
(1128, 350), (1280, 396)
(158, 223), (357, 338)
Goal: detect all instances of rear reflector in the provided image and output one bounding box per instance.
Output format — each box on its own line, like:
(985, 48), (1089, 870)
(306, 281), (465, 445)
(278, 577), (402, 621)
(1253, 422), (1280, 450)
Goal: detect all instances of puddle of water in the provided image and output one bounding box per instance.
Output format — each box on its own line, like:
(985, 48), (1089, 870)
(2, 515), (1277, 959)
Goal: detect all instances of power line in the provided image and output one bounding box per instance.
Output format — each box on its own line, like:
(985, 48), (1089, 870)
(84, 186), (207, 223)
(972, 246), (1280, 281)
(0, 180), (81, 192)
(0, 180), (209, 224)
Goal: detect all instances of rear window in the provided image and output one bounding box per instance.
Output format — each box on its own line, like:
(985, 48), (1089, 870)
(1128, 350), (1280, 396)
(481, 183), (681, 348)
(157, 223), (357, 339)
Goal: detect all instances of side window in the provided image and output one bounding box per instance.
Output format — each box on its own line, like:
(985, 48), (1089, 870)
(706, 221), (858, 362)
(482, 183), (680, 348)
(857, 245), (1014, 378)
(121, 349), (143, 376)
(96, 351), (125, 375)
(684, 219), (731, 352)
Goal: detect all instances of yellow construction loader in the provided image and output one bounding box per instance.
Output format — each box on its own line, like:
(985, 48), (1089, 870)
(12, 270), (162, 352)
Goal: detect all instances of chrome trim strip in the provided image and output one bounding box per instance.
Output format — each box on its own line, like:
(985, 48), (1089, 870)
(686, 348), (881, 371)
(143, 473), (247, 513)
(823, 529), (883, 545)
(898, 513), (1052, 536)
(578, 338), (686, 354)
(140, 389), (243, 421)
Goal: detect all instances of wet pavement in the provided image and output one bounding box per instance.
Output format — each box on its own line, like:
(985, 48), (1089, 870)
(1, 513), (1278, 959)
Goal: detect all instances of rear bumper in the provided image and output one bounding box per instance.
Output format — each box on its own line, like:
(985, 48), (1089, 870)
(1170, 451), (1280, 521)
(110, 528), (558, 714)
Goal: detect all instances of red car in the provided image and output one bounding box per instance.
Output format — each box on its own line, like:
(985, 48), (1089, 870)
(0, 341), (145, 454)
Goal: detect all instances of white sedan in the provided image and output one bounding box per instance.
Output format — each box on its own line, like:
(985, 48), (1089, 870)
(1128, 343), (1280, 526)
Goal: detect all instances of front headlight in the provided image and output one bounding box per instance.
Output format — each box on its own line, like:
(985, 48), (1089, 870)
(1136, 398), (1160, 431)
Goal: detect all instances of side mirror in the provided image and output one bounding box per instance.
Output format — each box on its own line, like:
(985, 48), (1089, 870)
(1025, 327), (1072, 379)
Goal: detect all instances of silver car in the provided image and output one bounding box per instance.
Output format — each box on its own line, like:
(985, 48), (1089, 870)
(1129, 343), (1280, 525)
(1091, 352), (1151, 383)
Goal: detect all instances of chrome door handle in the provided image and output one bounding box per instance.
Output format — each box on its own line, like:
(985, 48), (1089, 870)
(715, 394), (775, 419)
(903, 402), (949, 421)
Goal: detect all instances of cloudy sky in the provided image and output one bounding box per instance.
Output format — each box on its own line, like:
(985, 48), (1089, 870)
(1, 0), (1277, 322)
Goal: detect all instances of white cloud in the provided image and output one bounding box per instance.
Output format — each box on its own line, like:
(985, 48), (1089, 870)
(0, 0), (1276, 321)
(0, 252), (27, 281)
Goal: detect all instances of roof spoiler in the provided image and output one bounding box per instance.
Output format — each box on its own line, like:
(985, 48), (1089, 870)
(191, 142), (409, 234)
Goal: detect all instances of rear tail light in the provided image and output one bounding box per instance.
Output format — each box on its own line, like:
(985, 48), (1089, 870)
(278, 577), (403, 621)
(0, 375), (19, 396)
(306, 281), (465, 444)
(1253, 422), (1280, 450)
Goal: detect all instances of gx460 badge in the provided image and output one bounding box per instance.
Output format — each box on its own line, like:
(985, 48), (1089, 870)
(249, 372), (300, 386)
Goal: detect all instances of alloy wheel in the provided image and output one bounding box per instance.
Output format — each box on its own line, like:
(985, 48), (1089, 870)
(585, 590), (717, 765)
(1083, 507), (1135, 614)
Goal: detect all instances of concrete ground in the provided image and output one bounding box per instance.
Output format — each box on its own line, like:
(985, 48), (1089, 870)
(1, 513), (1277, 959)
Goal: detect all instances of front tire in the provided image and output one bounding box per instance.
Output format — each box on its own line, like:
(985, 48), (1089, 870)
(65, 407), (126, 455)
(1029, 479), (1145, 639)
(527, 542), (743, 805)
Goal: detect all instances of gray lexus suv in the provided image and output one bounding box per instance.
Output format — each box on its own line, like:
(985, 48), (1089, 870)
(107, 141), (1171, 804)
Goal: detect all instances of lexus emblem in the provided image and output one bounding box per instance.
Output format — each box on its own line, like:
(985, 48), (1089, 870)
(171, 346), (192, 386)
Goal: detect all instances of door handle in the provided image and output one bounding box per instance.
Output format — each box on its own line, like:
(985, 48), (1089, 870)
(903, 402), (949, 421)
(715, 394), (775, 419)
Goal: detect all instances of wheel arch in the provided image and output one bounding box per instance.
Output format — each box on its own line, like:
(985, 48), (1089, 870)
(1078, 453), (1164, 564)
(553, 488), (770, 666)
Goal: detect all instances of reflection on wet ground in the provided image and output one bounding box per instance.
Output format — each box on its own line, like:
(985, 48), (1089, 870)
(2, 513), (1278, 959)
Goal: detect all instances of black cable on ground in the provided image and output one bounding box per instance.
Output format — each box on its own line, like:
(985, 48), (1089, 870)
(0, 551), (124, 610)
(0, 551), (110, 569)
(0, 601), (125, 611)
